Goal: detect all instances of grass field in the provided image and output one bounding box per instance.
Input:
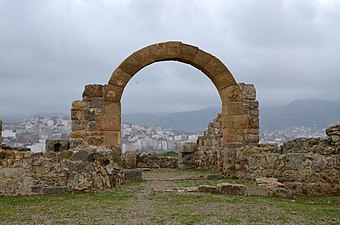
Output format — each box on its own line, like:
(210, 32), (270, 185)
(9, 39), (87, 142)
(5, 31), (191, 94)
(0, 169), (339, 224)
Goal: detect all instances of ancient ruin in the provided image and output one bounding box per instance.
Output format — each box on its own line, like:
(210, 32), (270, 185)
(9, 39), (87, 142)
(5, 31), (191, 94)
(0, 41), (339, 196)
(69, 41), (259, 150)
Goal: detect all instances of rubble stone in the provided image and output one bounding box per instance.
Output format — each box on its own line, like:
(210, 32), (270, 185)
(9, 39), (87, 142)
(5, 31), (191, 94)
(198, 185), (217, 192)
(217, 182), (246, 195)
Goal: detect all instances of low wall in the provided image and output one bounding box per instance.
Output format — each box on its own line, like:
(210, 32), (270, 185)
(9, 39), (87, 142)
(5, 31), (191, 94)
(137, 153), (178, 169)
(0, 145), (123, 196)
(232, 142), (339, 195)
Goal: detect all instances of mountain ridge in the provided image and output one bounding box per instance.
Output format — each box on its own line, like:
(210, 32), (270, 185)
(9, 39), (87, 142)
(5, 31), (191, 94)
(123, 98), (340, 132)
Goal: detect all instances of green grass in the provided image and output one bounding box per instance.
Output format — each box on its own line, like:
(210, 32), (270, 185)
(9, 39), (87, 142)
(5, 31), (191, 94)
(0, 169), (339, 224)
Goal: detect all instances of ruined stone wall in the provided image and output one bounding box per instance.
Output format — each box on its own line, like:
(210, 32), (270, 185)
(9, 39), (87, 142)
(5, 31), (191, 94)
(189, 83), (259, 172)
(195, 118), (340, 195)
(136, 153), (178, 169)
(70, 84), (121, 149)
(232, 137), (339, 195)
(0, 146), (123, 196)
(194, 114), (223, 170)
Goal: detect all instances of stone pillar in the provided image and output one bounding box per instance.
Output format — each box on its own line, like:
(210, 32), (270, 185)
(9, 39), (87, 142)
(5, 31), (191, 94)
(70, 84), (122, 149)
(70, 84), (105, 147)
(102, 84), (123, 147)
(239, 83), (259, 144)
(221, 83), (259, 176)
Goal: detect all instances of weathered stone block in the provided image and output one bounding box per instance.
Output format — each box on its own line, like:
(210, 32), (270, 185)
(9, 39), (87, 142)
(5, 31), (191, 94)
(217, 183), (246, 195)
(72, 120), (86, 131)
(245, 186), (270, 196)
(239, 83), (256, 100)
(42, 186), (69, 194)
(132, 46), (155, 67)
(223, 115), (248, 129)
(204, 56), (228, 78)
(103, 84), (123, 102)
(96, 115), (120, 131)
(220, 85), (243, 102)
(124, 152), (137, 169)
(125, 169), (142, 180)
(82, 84), (104, 99)
(109, 68), (132, 87)
(192, 50), (213, 70)
(71, 109), (84, 120)
(180, 43), (199, 63)
(198, 185), (217, 192)
(104, 101), (121, 116)
(72, 100), (88, 110)
(148, 42), (182, 61)
(87, 121), (96, 131)
(248, 115), (259, 129)
(86, 136), (104, 146)
(222, 102), (243, 115)
(118, 55), (142, 75)
(45, 140), (70, 152)
(222, 128), (244, 143)
(90, 98), (103, 108)
(73, 148), (94, 161)
(180, 142), (196, 153)
(244, 134), (259, 144)
(103, 131), (121, 146)
(69, 138), (84, 148)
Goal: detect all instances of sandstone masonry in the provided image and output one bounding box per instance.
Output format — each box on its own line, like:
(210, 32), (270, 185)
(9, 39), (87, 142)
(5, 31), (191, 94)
(190, 115), (340, 195)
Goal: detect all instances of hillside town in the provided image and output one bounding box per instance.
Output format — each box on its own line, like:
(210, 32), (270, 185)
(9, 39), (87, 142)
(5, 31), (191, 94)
(1, 115), (71, 152)
(259, 126), (326, 144)
(1, 115), (327, 152)
(1, 115), (201, 153)
(121, 123), (200, 153)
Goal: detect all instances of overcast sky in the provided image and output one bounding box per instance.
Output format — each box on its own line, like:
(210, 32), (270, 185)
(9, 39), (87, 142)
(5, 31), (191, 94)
(0, 0), (339, 116)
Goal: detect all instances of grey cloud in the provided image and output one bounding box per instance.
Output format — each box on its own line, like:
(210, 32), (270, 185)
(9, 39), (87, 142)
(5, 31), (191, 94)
(0, 0), (339, 117)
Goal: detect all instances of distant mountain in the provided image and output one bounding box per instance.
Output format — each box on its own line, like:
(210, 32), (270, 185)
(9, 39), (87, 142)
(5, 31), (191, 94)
(123, 99), (340, 132)
(1, 112), (69, 124)
(260, 99), (340, 131)
(2, 99), (339, 132)
(122, 107), (221, 132)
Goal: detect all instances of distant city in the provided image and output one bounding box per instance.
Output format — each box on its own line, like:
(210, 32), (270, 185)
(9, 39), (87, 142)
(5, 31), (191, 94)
(1, 114), (327, 152)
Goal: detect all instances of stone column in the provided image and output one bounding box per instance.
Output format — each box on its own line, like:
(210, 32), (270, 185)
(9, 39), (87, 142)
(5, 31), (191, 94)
(239, 83), (259, 144)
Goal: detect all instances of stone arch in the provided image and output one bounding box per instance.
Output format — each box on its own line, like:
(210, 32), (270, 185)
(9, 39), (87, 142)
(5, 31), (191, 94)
(71, 41), (259, 154)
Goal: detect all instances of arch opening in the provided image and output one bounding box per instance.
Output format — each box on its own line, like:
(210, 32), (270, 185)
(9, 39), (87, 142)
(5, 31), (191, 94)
(120, 61), (222, 153)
